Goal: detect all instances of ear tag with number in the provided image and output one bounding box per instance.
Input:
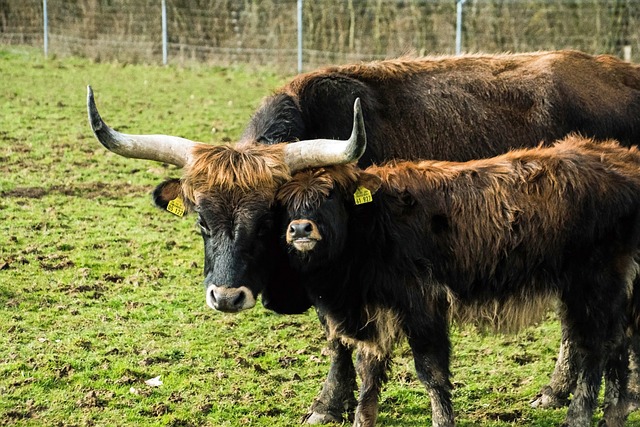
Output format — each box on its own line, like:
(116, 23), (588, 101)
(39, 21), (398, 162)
(353, 186), (373, 205)
(167, 197), (186, 217)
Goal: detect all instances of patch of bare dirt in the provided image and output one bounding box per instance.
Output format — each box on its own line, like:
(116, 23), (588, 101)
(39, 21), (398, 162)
(37, 254), (75, 271)
(75, 390), (113, 409)
(0, 256), (30, 270)
(2, 187), (47, 198)
(1, 399), (46, 422)
(0, 182), (151, 199)
(476, 409), (523, 423)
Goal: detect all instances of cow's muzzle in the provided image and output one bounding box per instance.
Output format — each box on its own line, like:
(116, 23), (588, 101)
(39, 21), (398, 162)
(286, 219), (322, 252)
(206, 285), (256, 312)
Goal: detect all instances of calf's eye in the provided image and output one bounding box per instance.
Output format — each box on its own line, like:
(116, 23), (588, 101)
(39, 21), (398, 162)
(257, 219), (273, 237)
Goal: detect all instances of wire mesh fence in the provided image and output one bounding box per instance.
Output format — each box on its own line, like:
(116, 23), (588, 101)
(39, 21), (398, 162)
(1, 0), (639, 72)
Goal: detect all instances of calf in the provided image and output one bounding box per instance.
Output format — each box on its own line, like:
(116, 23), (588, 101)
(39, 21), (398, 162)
(277, 134), (640, 426)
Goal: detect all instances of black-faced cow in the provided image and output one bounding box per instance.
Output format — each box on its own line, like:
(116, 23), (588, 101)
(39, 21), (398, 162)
(277, 130), (640, 427)
(88, 50), (640, 423)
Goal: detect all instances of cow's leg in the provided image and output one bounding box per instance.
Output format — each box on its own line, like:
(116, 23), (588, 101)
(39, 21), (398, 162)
(543, 329), (640, 418)
(535, 270), (640, 413)
(530, 323), (577, 409)
(561, 272), (629, 427)
(600, 332), (629, 427)
(407, 310), (454, 427)
(353, 350), (391, 427)
(627, 332), (640, 413)
(626, 270), (640, 414)
(304, 311), (358, 424)
(563, 358), (603, 427)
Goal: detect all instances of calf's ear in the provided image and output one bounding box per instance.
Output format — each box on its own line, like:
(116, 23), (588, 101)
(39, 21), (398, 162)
(357, 172), (382, 195)
(153, 178), (191, 215)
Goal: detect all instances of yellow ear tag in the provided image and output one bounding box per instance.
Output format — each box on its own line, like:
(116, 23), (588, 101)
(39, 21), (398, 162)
(167, 197), (185, 217)
(353, 186), (373, 205)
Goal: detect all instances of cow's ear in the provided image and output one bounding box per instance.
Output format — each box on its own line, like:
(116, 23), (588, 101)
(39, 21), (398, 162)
(356, 172), (382, 195)
(153, 178), (191, 215)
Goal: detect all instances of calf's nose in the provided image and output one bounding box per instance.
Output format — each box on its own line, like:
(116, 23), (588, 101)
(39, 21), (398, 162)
(288, 219), (314, 239)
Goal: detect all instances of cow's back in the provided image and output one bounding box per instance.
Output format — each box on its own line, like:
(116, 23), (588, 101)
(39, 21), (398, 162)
(284, 50), (640, 165)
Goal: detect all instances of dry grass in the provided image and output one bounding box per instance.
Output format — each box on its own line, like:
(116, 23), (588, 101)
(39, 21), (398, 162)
(1, 0), (639, 71)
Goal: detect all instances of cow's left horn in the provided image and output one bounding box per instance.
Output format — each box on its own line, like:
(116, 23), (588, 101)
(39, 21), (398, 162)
(87, 86), (202, 168)
(284, 98), (367, 172)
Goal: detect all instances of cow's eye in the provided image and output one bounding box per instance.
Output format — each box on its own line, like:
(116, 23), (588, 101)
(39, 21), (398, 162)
(198, 217), (211, 235)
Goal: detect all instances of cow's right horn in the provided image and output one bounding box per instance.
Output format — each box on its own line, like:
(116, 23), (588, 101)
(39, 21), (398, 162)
(283, 98), (367, 172)
(87, 86), (202, 168)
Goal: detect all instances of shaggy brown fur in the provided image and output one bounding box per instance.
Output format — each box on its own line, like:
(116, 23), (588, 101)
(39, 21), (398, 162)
(280, 135), (640, 427)
(181, 143), (290, 203)
(281, 137), (640, 338)
(265, 50), (640, 168)
(287, 50), (640, 96)
(327, 306), (405, 361)
(276, 166), (360, 212)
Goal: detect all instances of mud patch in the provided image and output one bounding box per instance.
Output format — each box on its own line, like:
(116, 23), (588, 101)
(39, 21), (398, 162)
(0, 137), (29, 149)
(0, 256), (30, 270)
(1, 182), (150, 199)
(3, 187), (47, 198)
(75, 390), (113, 408)
(2, 399), (46, 422)
(479, 409), (523, 423)
(37, 254), (75, 270)
(103, 273), (124, 283)
(63, 281), (107, 296)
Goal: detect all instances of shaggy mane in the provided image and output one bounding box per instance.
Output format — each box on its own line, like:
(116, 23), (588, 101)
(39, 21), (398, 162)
(182, 143), (291, 202)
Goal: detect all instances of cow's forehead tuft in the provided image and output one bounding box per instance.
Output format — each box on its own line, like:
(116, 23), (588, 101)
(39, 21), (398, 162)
(182, 143), (291, 203)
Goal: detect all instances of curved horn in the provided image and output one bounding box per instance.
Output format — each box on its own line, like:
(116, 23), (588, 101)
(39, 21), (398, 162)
(284, 98), (367, 172)
(87, 86), (201, 168)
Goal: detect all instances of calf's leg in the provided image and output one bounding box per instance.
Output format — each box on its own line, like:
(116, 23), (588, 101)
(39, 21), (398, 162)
(304, 311), (358, 424)
(407, 313), (454, 427)
(353, 351), (391, 427)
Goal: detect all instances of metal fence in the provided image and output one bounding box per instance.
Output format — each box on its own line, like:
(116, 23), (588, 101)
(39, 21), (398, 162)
(1, 0), (639, 72)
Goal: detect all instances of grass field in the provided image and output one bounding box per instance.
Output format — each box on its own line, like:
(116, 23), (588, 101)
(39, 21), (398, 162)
(1, 46), (639, 427)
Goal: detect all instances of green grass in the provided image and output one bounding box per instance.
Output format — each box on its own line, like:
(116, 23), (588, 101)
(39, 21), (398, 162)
(1, 45), (639, 426)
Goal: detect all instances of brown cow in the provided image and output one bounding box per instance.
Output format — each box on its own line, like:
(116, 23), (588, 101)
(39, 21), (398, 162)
(88, 50), (640, 423)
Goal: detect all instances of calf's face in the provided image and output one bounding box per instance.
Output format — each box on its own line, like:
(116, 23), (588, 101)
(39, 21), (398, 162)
(277, 166), (381, 268)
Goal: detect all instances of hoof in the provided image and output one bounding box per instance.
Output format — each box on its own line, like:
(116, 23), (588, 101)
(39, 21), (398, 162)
(302, 411), (343, 425)
(627, 396), (640, 414)
(598, 417), (626, 427)
(530, 387), (570, 409)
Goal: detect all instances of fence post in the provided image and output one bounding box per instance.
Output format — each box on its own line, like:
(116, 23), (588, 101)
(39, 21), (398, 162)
(162, 0), (168, 65)
(297, 0), (303, 73)
(455, 0), (466, 55)
(43, 0), (48, 57)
